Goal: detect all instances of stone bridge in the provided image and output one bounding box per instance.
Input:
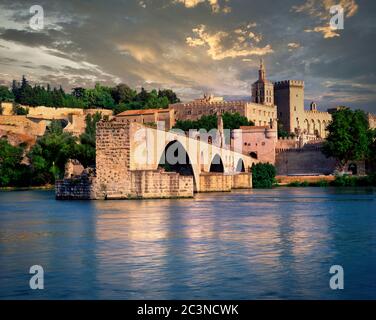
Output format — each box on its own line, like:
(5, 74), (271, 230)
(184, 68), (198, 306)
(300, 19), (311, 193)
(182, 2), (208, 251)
(56, 118), (256, 200)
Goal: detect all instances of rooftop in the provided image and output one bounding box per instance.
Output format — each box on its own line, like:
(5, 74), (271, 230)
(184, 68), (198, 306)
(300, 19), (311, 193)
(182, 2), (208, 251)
(116, 108), (170, 117)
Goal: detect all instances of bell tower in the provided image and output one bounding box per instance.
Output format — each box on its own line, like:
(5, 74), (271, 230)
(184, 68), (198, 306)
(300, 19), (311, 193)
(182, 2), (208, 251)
(252, 59), (274, 106)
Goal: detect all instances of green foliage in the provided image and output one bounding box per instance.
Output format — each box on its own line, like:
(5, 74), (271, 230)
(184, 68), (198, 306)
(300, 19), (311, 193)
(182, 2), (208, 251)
(222, 112), (255, 130)
(12, 77), (86, 108)
(75, 112), (103, 167)
(286, 176), (376, 188)
(12, 104), (29, 115)
(158, 89), (180, 104)
(331, 175), (357, 187)
(331, 174), (376, 187)
(111, 83), (136, 104)
(252, 163), (276, 189)
(288, 181), (309, 187)
(317, 180), (330, 187)
(28, 121), (78, 185)
(174, 112), (254, 132)
(85, 83), (115, 109)
(0, 110), (106, 187)
(369, 129), (376, 165)
(8, 76), (180, 112)
(143, 90), (170, 109)
(278, 121), (295, 138)
(287, 180), (329, 187)
(0, 139), (30, 187)
(174, 115), (217, 132)
(0, 85), (14, 102)
(323, 109), (371, 170)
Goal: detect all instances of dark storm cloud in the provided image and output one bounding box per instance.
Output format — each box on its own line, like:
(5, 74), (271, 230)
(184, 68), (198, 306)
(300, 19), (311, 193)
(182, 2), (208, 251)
(0, 28), (59, 47)
(0, 0), (374, 111)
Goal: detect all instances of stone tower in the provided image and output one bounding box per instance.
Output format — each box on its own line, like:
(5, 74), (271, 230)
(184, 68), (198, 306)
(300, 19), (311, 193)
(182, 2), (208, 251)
(251, 59), (274, 106)
(274, 80), (305, 134)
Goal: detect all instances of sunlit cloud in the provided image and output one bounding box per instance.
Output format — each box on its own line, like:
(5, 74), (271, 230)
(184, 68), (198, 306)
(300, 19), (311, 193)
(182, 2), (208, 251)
(0, 0), (374, 112)
(186, 24), (273, 60)
(173, 0), (231, 13)
(292, 0), (359, 38)
(287, 42), (301, 51)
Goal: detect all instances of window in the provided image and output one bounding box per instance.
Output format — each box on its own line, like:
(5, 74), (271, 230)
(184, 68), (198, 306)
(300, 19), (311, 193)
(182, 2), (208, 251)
(262, 142), (266, 146)
(294, 106), (297, 111)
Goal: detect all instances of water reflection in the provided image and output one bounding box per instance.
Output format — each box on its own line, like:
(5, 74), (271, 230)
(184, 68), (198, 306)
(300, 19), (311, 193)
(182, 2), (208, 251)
(0, 187), (375, 299)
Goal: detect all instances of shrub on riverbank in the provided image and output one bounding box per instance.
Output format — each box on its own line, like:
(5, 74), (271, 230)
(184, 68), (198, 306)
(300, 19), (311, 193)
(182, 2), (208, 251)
(286, 175), (376, 187)
(332, 174), (376, 187)
(252, 163), (276, 189)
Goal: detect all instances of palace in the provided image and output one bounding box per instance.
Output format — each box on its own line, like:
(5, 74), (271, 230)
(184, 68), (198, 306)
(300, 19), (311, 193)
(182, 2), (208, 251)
(169, 60), (278, 128)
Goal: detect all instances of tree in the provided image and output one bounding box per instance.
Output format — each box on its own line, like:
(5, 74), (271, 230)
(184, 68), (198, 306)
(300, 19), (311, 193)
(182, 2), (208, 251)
(136, 87), (150, 105)
(85, 83), (115, 109)
(0, 86), (14, 102)
(12, 104), (29, 115)
(76, 112), (103, 167)
(368, 129), (376, 172)
(8, 76), (181, 112)
(28, 121), (78, 184)
(0, 139), (30, 187)
(144, 90), (169, 109)
(222, 112), (254, 130)
(111, 83), (136, 104)
(174, 112), (254, 132)
(158, 89), (180, 104)
(277, 121), (294, 138)
(251, 163), (276, 189)
(322, 109), (371, 171)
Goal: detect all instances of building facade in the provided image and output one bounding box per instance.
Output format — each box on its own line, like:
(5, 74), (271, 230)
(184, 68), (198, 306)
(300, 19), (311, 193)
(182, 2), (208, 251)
(169, 98), (277, 128)
(274, 80), (332, 138)
(232, 121), (278, 164)
(116, 108), (175, 129)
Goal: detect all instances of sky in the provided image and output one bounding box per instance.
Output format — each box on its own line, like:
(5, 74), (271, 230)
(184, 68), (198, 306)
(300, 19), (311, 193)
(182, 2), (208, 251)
(0, 0), (375, 112)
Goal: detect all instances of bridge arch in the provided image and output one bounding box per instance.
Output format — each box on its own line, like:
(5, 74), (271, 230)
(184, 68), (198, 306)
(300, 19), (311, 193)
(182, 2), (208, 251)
(236, 158), (246, 173)
(209, 154), (224, 173)
(158, 140), (198, 191)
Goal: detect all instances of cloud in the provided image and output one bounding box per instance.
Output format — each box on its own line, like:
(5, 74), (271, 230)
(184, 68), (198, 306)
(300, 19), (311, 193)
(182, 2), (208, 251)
(304, 25), (340, 38)
(287, 42), (301, 51)
(173, 0), (231, 13)
(117, 43), (158, 63)
(186, 24), (273, 60)
(292, 0), (359, 38)
(0, 0), (374, 112)
(0, 28), (57, 47)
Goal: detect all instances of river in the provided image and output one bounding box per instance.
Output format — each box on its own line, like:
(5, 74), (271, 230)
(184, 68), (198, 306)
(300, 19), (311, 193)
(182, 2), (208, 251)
(0, 187), (375, 299)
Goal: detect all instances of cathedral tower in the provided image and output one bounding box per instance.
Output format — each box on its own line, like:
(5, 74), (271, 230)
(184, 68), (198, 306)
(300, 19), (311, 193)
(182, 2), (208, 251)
(251, 59), (274, 106)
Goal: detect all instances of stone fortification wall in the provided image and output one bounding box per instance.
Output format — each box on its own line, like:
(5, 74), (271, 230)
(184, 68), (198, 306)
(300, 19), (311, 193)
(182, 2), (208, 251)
(276, 148), (336, 175)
